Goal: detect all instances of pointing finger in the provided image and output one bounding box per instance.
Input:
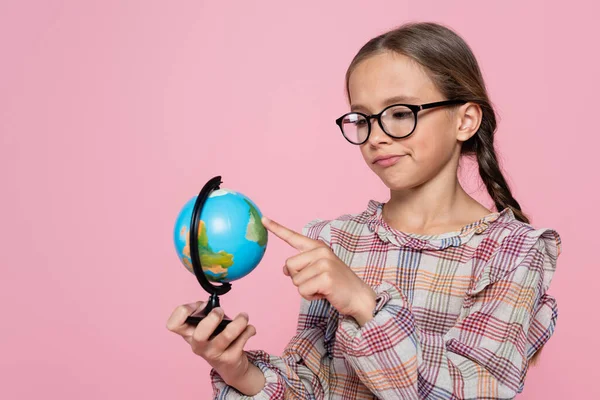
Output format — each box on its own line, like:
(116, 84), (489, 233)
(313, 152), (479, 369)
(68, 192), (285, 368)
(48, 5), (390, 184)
(261, 217), (321, 252)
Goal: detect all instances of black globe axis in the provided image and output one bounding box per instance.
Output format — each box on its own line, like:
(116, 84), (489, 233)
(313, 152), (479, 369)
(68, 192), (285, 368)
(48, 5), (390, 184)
(186, 175), (233, 338)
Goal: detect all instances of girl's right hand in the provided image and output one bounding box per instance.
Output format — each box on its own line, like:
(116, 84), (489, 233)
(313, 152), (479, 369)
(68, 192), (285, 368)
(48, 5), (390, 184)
(166, 301), (257, 386)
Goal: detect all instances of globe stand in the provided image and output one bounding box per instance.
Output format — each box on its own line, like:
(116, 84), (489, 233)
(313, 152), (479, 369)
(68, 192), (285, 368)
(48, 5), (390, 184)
(186, 293), (231, 336)
(185, 176), (233, 338)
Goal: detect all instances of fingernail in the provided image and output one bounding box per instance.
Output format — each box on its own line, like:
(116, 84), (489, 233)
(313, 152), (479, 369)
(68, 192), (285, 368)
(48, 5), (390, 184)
(213, 307), (223, 317)
(261, 216), (270, 225)
(240, 312), (249, 320)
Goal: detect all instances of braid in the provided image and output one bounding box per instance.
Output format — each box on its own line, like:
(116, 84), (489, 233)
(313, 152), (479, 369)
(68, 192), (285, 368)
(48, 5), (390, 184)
(470, 122), (529, 224)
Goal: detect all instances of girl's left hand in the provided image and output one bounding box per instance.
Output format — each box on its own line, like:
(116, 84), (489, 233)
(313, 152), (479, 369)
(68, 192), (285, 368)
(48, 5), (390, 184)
(262, 217), (377, 326)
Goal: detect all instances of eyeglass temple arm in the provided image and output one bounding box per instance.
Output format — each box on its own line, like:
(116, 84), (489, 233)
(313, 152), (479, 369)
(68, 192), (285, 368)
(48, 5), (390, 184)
(420, 100), (468, 110)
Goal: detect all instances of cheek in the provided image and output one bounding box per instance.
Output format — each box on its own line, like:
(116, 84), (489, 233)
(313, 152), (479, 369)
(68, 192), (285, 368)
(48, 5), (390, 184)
(410, 121), (456, 164)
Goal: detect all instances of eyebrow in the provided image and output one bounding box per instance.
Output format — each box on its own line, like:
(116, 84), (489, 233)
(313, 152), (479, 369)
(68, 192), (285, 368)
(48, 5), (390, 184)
(351, 95), (421, 112)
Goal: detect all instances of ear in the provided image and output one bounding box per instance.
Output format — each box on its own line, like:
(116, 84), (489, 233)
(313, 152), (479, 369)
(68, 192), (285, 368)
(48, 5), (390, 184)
(456, 102), (482, 142)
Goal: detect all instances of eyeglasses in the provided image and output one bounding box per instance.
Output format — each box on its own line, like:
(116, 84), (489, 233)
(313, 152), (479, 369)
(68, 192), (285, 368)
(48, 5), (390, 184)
(335, 99), (468, 145)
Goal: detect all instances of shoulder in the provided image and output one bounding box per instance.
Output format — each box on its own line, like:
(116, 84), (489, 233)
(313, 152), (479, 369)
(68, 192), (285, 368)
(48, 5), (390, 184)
(483, 211), (561, 263)
(471, 210), (562, 293)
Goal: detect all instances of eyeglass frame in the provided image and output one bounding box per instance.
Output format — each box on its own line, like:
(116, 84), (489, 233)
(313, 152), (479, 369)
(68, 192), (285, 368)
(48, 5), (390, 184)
(335, 99), (469, 145)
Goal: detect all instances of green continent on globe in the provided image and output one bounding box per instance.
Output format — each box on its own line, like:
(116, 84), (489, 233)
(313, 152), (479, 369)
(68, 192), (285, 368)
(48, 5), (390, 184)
(181, 220), (234, 282)
(244, 199), (268, 247)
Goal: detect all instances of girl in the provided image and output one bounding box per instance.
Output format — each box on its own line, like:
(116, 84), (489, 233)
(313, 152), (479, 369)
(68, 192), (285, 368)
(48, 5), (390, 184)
(167, 22), (561, 399)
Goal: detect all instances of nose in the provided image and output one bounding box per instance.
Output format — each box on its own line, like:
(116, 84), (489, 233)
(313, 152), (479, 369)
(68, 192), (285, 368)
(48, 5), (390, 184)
(366, 117), (392, 147)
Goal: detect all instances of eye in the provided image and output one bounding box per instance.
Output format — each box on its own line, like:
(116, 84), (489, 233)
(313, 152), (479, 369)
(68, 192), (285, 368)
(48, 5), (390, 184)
(343, 114), (367, 127)
(392, 111), (412, 120)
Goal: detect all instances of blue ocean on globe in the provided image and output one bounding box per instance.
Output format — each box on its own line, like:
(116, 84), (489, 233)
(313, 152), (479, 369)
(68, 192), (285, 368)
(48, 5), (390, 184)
(173, 189), (268, 282)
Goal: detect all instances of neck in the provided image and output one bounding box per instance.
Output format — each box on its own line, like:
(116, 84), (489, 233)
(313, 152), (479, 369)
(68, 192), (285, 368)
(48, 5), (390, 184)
(383, 160), (487, 234)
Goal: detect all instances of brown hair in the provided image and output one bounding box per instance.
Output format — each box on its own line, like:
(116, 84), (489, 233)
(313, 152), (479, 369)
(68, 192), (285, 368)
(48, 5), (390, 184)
(346, 22), (542, 363)
(345, 22), (529, 224)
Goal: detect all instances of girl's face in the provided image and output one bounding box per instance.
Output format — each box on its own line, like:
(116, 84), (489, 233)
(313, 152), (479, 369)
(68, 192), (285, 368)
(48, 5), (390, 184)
(348, 51), (465, 191)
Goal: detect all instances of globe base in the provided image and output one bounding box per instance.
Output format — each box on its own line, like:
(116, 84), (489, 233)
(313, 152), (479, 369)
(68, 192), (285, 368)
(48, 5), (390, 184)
(185, 292), (232, 338)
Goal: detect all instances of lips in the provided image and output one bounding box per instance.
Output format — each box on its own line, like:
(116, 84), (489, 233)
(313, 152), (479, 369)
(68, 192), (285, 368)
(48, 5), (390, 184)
(372, 154), (405, 165)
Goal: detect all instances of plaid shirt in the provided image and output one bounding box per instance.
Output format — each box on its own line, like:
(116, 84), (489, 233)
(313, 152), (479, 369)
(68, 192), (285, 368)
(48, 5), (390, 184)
(212, 200), (561, 399)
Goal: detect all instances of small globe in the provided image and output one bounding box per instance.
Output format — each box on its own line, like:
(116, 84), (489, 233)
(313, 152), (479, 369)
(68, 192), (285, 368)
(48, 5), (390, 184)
(173, 188), (268, 283)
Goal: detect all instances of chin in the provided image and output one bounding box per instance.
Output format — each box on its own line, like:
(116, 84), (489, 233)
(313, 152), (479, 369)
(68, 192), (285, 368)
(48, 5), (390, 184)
(384, 181), (415, 191)
(376, 174), (414, 191)
(372, 168), (426, 191)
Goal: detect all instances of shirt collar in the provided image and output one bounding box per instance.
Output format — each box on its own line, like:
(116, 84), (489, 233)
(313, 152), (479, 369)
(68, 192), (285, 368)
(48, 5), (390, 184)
(365, 200), (514, 250)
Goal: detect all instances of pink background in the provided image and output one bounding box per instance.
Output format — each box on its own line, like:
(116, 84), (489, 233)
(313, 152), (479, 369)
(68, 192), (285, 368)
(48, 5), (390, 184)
(1, 1), (597, 398)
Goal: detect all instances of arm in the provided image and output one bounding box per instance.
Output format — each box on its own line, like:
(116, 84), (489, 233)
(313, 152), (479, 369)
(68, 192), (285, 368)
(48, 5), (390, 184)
(211, 220), (334, 399)
(337, 230), (560, 400)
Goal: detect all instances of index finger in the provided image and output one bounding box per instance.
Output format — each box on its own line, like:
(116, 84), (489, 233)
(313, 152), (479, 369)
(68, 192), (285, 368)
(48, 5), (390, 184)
(261, 217), (320, 252)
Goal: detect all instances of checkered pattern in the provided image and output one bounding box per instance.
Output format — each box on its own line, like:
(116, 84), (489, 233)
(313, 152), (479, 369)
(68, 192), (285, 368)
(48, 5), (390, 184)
(211, 200), (561, 399)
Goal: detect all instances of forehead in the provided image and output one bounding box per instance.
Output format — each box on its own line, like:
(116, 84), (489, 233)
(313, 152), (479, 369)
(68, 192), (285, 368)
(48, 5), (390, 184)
(348, 52), (438, 111)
